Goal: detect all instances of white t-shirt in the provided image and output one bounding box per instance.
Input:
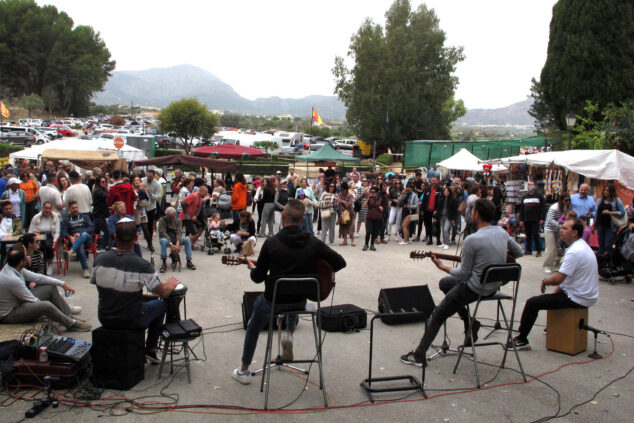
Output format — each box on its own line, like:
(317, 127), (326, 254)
(558, 238), (599, 307)
(0, 217), (13, 237)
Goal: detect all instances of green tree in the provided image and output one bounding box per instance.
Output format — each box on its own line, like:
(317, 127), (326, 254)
(529, 0), (633, 131)
(17, 94), (44, 117)
(220, 113), (241, 127)
(333, 0), (464, 150)
(158, 98), (218, 155)
(0, 0), (115, 115)
(571, 100), (634, 155)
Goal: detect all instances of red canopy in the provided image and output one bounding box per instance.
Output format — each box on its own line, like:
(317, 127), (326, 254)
(131, 154), (237, 172)
(193, 144), (265, 159)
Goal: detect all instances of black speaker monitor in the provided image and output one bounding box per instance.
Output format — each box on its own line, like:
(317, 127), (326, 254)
(378, 285), (435, 325)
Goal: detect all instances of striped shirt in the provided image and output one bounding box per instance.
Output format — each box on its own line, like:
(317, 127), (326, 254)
(91, 249), (160, 328)
(545, 203), (564, 232)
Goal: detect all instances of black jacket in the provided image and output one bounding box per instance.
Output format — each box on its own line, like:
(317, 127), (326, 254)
(435, 193), (459, 222)
(250, 225), (346, 303)
(519, 192), (546, 223)
(92, 188), (110, 218)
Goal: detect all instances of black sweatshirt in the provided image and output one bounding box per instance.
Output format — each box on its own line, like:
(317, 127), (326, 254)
(519, 192), (546, 223)
(250, 225), (346, 303)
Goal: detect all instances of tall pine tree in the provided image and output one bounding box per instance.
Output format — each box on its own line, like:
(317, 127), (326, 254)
(530, 0), (634, 130)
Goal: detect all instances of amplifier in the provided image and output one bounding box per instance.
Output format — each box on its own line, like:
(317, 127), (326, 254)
(161, 319), (202, 341)
(378, 285), (435, 325)
(91, 327), (145, 390)
(319, 304), (367, 332)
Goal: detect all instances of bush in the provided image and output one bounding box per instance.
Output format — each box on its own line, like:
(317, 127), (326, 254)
(0, 144), (24, 157)
(376, 153), (393, 165)
(154, 149), (184, 157)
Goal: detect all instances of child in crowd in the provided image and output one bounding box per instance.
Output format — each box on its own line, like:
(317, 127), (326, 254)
(207, 213), (226, 239)
(579, 215), (591, 245)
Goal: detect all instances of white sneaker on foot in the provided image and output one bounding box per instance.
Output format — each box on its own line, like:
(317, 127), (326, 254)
(70, 305), (82, 315)
(232, 368), (253, 385)
(442, 245), (449, 250)
(398, 241), (408, 245)
(281, 333), (293, 361)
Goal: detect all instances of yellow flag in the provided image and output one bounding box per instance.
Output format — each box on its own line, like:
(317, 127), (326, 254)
(312, 107), (324, 126)
(0, 102), (9, 118)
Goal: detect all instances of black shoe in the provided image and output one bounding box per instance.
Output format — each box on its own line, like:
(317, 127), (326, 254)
(463, 320), (481, 347)
(362, 245), (368, 251)
(159, 259), (167, 273)
(535, 252), (542, 257)
(413, 237), (420, 242)
(426, 241), (433, 245)
(506, 337), (531, 351)
(370, 245), (376, 251)
(400, 351), (426, 368)
(145, 349), (160, 365)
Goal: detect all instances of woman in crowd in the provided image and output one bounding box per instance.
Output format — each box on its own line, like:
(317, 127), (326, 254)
(258, 178), (276, 237)
(435, 186), (458, 250)
(338, 183), (355, 246)
(231, 172), (247, 222)
(176, 178), (194, 213)
(19, 171), (39, 229)
(399, 183), (419, 245)
(355, 178), (370, 234)
(378, 182), (390, 244)
(313, 176), (325, 234)
(464, 184), (481, 236)
(273, 179), (290, 231)
(594, 183), (626, 255)
(28, 201), (59, 275)
(21, 233), (46, 275)
(543, 193), (570, 273)
(2, 178), (26, 223)
(211, 178), (226, 208)
(362, 186), (383, 251)
(132, 176), (152, 251)
(386, 179), (404, 242)
(57, 175), (70, 202)
(92, 175), (111, 251)
(319, 181), (338, 245)
(253, 176), (265, 233)
(296, 178), (318, 235)
(488, 184), (504, 224)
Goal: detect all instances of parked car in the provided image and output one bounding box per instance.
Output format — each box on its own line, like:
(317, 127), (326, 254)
(334, 139), (358, 150)
(309, 140), (329, 151)
(281, 146), (301, 154)
(35, 127), (63, 139)
(50, 125), (76, 137)
(25, 128), (50, 144)
(1, 131), (34, 146)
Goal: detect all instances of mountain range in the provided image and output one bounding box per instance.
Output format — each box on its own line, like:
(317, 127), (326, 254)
(93, 64), (534, 125)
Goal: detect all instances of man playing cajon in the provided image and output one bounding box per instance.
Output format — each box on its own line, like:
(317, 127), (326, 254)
(508, 219), (599, 350)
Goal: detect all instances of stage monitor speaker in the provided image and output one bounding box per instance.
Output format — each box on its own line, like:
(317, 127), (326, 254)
(91, 327), (145, 390)
(378, 285), (435, 325)
(241, 291), (285, 331)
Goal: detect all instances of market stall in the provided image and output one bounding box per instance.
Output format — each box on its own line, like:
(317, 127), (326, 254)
(437, 148), (507, 172)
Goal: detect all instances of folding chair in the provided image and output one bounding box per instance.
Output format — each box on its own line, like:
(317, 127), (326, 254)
(257, 277), (327, 410)
(453, 263), (527, 388)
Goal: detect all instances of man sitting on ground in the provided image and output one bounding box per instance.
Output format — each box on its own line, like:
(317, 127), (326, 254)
(232, 199), (346, 384)
(157, 207), (195, 271)
(61, 201), (94, 278)
(91, 218), (180, 363)
(508, 219), (599, 350)
(401, 199), (523, 367)
(0, 249), (90, 331)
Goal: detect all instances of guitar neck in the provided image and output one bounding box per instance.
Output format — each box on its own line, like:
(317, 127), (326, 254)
(430, 253), (461, 262)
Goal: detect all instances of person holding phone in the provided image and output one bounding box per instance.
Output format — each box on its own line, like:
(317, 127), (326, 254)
(362, 186), (383, 251)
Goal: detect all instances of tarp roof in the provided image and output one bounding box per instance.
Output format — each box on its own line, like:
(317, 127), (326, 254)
(193, 144), (265, 158)
(490, 150), (634, 190)
(39, 149), (122, 169)
(9, 137), (146, 163)
(295, 143), (360, 163)
(131, 154), (237, 172)
(437, 148), (507, 172)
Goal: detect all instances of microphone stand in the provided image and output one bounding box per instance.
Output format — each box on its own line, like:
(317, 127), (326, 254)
(587, 329), (603, 359)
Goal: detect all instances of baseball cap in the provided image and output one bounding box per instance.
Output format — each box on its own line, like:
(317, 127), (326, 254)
(280, 179), (288, 184)
(276, 170), (282, 174)
(8, 177), (20, 185)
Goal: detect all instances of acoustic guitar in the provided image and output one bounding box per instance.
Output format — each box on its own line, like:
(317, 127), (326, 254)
(221, 255), (336, 302)
(409, 250), (516, 264)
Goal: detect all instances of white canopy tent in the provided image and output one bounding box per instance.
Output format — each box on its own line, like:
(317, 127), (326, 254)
(489, 150), (634, 190)
(437, 148), (507, 172)
(9, 137), (146, 164)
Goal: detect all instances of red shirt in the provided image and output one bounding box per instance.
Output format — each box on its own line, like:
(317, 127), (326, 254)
(179, 192), (203, 220)
(426, 187), (437, 211)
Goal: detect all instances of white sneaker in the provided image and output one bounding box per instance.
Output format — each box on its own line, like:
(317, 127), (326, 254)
(69, 250), (77, 261)
(398, 241), (408, 245)
(442, 245), (449, 250)
(281, 333), (294, 361)
(543, 268), (552, 274)
(70, 305), (82, 315)
(232, 368), (253, 385)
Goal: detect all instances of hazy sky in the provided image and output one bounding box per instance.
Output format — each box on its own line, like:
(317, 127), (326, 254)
(38, 0), (557, 109)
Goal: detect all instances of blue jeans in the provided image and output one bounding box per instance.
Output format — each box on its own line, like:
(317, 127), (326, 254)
(139, 299), (167, 351)
(160, 237), (192, 260)
(597, 225), (615, 255)
(241, 294), (304, 366)
(302, 213), (314, 235)
(71, 232), (93, 270)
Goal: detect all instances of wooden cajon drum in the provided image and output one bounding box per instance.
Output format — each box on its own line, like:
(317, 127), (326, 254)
(546, 308), (588, 355)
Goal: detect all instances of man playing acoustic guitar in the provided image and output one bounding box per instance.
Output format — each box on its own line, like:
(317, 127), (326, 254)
(233, 199), (346, 384)
(401, 199), (523, 367)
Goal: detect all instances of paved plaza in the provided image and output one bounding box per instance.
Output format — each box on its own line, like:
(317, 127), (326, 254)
(1, 234), (632, 422)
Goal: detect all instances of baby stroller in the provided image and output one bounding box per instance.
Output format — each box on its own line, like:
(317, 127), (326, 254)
(201, 206), (231, 255)
(598, 225), (633, 284)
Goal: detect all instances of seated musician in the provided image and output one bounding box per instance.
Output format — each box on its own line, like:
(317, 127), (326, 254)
(401, 199), (523, 367)
(0, 248), (90, 331)
(232, 199), (346, 384)
(91, 218), (180, 364)
(508, 219), (599, 351)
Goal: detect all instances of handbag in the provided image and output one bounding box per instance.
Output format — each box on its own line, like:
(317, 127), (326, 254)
(611, 213), (628, 229)
(321, 208), (331, 219)
(409, 210), (419, 222)
(340, 209), (351, 225)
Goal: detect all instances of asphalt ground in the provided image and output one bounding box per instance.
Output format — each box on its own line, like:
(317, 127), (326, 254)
(1, 227), (633, 422)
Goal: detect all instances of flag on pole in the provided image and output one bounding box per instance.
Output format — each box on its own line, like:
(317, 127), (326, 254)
(0, 102), (9, 118)
(312, 107), (324, 126)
